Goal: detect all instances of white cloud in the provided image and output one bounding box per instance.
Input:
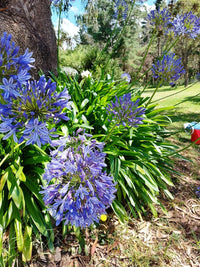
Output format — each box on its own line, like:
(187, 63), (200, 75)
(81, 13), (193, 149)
(143, 0), (169, 12)
(139, 3), (155, 17)
(61, 19), (80, 50)
(143, 3), (155, 12)
(69, 6), (81, 15)
(61, 18), (79, 37)
(54, 18), (79, 49)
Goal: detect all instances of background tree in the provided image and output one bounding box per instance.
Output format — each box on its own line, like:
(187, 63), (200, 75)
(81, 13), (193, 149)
(75, 0), (147, 76)
(79, 0), (121, 52)
(155, 0), (164, 10)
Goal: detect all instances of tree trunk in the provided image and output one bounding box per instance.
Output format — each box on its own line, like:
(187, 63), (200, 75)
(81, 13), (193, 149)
(184, 68), (188, 87)
(0, 0), (57, 78)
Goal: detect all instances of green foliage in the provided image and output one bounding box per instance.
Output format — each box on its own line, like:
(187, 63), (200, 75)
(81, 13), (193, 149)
(59, 45), (123, 79)
(0, 143), (54, 265)
(108, 104), (177, 219)
(155, 0), (165, 10)
(78, 0), (119, 47)
(77, 0), (146, 75)
(1, 1), (196, 263)
(53, 71), (180, 221)
(59, 46), (89, 71)
(53, 71), (129, 132)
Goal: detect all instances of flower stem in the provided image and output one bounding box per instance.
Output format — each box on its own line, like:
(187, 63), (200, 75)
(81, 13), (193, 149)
(103, 0), (136, 72)
(111, 130), (129, 147)
(164, 137), (200, 158)
(136, 36), (180, 91)
(11, 137), (14, 159)
(145, 80), (162, 107)
(96, 23), (118, 64)
(133, 29), (156, 84)
(164, 36), (180, 54)
(103, 124), (117, 143)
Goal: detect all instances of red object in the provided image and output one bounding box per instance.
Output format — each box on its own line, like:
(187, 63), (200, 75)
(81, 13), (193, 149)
(191, 129), (200, 144)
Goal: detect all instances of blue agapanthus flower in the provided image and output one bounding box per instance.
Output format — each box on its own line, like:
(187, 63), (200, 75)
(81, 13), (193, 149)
(171, 12), (200, 39)
(147, 8), (172, 31)
(0, 32), (35, 83)
(121, 72), (131, 83)
(106, 93), (145, 127)
(152, 53), (185, 85)
(0, 75), (71, 146)
(0, 77), (19, 99)
(40, 130), (116, 228)
(114, 0), (129, 20)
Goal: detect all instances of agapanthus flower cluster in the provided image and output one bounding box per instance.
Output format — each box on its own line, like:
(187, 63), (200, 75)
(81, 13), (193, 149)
(121, 72), (131, 83)
(152, 53), (185, 85)
(106, 93), (145, 127)
(0, 32), (34, 85)
(147, 8), (172, 31)
(170, 12), (200, 39)
(40, 130), (116, 228)
(114, 0), (129, 20)
(0, 75), (71, 146)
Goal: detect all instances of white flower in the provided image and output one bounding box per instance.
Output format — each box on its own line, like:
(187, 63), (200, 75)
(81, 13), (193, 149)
(81, 70), (92, 78)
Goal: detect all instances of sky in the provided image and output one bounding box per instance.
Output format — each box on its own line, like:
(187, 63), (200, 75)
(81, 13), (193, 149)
(51, 0), (158, 49)
(51, 0), (85, 48)
(51, 0), (86, 26)
(146, 0), (156, 5)
(51, 0), (158, 27)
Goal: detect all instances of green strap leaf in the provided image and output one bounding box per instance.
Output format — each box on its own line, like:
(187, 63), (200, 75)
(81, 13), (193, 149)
(119, 169), (135, 190)
(0, 170), (8, 191)
(111, 199), (128, 223)
(8, 221), (16, 267)
(0, 224), (3, 256)
(23, 178), (44, 206)
(44, 214), (54, 252)
(0, 255), (4, 267)
(80, 98), (89, 109)
(3, 201), (15, 229)
(7, 167), (24, 210)
(22, 225), (32, 262)
(15, 166), (26, 182)
(14, 217), (24, 252)
(23, 191), (48, 236)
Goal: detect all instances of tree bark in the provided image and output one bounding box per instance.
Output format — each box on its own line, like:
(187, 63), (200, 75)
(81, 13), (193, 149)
(0, 0), (57, 78)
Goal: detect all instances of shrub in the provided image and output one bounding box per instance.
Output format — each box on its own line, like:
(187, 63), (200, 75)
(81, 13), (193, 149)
(59, 45), (122, 80)
(52, 72), (179, 221)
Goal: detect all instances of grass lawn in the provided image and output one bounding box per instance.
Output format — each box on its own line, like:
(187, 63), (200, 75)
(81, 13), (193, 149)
(142, 81), (200, 130)
(142, 81), (200, 178)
